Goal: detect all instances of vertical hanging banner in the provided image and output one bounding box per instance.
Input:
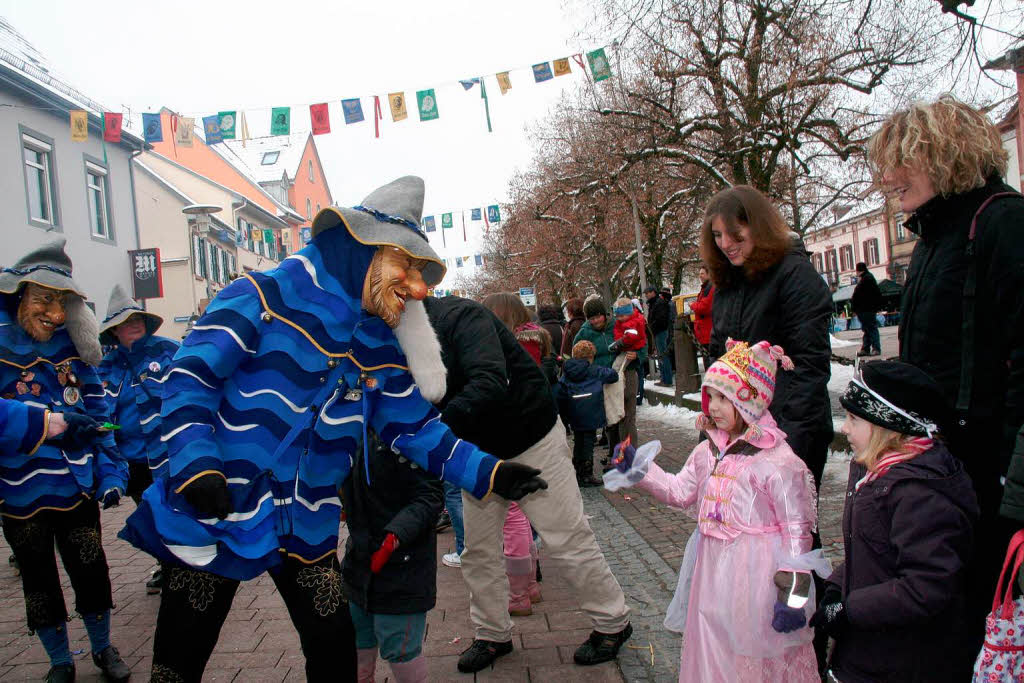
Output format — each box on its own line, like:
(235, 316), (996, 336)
(128, 248), (164, 299)
(480, 77), (493, 133)
(203, 115), (223, 144)
(459, 78), (480, 90)
(175, 116), (195, 147)
(389, 92), (408, 122)
(218, 111), (237, 139)
(310, 103), (331, 135)
(587, 48), (613, 81)
(103, 113), (123, 142)
(496, 71), (512, 95)
(471, 208), (482, 221)
(235, 222), (246, 245)
(462, 211), (467, 240)
(238, 111), (251, 146)
(342, 98), (364, 124)
(441, 212), (453, 229)
(487, 205), (501, 223)
(373, 96), (383, 138)
(553, 58), (572, 76)
(262, 229), (274, 244)
(271, 107), (291, 135)
(142, 112), (163, 143)
(422, 216), (436, 232)
(417, 89), (439, 121)
(300, 227), (312, 243)
(70, 110), (88, 142)
(532, 63), (553, 82)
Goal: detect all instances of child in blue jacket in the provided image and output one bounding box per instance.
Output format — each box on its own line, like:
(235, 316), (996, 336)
(556, 340), (619, 487)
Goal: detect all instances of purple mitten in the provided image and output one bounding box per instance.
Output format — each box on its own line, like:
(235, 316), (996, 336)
(771, 601), (807, 633)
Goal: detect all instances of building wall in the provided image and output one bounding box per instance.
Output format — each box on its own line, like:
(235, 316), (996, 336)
(0, 86), (139, 310)
(803, 209), (889, 287)
(1002, 128), (1021, 193)
(286, 135), (332, 253)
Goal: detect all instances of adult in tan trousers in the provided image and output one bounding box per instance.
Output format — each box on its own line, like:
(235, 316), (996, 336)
(423, 295), (632, 674)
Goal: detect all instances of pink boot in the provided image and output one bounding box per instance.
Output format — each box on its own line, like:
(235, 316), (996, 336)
(356, 647), (377, 683)
(507, 553), (534, 616)
(388, 655), (428, 683)
(528, 541), (543, 604)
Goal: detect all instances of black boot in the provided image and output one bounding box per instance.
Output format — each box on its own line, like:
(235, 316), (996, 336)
(573, 623), (632, 665)
(92, 645), (131, 682)
(457, 639), (513, 673)
(45, 664), (75, 683)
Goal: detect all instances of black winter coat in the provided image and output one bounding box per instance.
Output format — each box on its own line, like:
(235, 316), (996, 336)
(538, 307), (566, 359)
(555, 359), (618, 431)
(424, 296), (558, 459)
(710, 238), (833, 482)
(340, 434), (444, 614)
(829, 443), (978, 683)
(899, 177), (1024, 481)
(646, 295), (670, 335)
(850, 271), (882, 314)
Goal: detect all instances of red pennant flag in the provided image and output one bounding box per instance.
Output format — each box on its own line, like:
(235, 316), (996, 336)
(571, 53), (590, 82)
(103, 113), (123, 143)
(310, 103), (330, 135)
(373, 96), (383, 139)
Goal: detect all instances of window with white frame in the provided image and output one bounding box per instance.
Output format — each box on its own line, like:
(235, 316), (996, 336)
(228, 253), (236, 278)
(220, 249), (230, 283)
(308, 160), (314, 182)
(208, 242), (221, 283)
(863, 238), (880, 266)
(22, 133), (57, 226)
(896, 222), (906, 241)
(306, 198), (312, 220)
(812, 253), (823, 273)
(85, 161), (111, 239)
(193, 235), (208, 278)
(840, 245), (854, 271)
(825, 249), (838, 273)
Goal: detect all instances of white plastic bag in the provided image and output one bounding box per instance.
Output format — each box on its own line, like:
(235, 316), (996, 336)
(602, 440), (662, 492)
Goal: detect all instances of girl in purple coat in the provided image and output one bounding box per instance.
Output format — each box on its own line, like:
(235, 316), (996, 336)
(812, 360), (979, 682)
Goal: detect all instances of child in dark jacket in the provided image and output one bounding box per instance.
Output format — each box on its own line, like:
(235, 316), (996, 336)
(811, 360), (979, 683)
(341, 432), (444, 683)
(556, 340), (619, 487)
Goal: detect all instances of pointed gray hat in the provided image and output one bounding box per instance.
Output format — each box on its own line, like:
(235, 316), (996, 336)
(99, 284), (163, 345)
(311, 176), (446, 286)
(0, 237), (88, 298)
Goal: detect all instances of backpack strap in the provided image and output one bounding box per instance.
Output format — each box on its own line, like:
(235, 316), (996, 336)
(956, 191), (1021, 423)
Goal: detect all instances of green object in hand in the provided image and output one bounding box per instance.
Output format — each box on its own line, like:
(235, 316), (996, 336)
(100, 422), (121, 431)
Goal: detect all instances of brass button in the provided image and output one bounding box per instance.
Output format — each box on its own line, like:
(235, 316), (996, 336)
(261, 313), (272, 323)
(327, 359), (338, 368)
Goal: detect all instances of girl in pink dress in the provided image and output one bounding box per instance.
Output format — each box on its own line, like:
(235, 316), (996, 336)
(606, 339), (827, 683)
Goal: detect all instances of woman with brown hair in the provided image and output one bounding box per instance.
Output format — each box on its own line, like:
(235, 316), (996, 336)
(482, 292), (557, 383)
(701, 185), (833, 484)
(867, 95), (1024, 669)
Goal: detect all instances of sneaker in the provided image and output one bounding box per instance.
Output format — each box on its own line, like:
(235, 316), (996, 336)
(146, 567), (163, 595)
(573, 623), (633, 666)
(457, 639), (513, 673)
(441, 551), (462, 568)
(45, 664), (75, 683)
(577, 476), (603, 488)
(436, 510), (452, 533)
(92, 645), (131, 682)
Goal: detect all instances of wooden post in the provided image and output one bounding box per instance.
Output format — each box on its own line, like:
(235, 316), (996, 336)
(673, 314), (701, 401)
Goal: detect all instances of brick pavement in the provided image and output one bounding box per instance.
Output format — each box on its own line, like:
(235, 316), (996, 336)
(0, 408), (851, 681)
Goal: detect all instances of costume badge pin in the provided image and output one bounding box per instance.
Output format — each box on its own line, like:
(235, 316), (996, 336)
(149, 361), (161, 373)
(63, 387), (80, 405)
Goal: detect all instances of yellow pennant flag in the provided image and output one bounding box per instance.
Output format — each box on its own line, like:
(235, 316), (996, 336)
(496, 72), (512, 95)
(70, 110), (88, 142)
(389, 92), (408, 122)
(553, 58), (571, 76)
(175, 116), (195, 147)
(239, 111), (251, 147)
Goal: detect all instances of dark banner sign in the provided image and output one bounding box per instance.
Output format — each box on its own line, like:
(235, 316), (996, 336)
(129, 248), (163, 299)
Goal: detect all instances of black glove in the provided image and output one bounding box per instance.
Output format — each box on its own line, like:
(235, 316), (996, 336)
(51, 412), (103, 451)
(100, 487), (122, 510)
(608, 339), (625, 354)
(492, 462), (548, 500)
(809, 583), (847, 638)
(180, 472), (233, 520)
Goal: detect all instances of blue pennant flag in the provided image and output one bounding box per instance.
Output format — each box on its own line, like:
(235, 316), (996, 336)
(471, 208), (482, 221)
(423, 216), (436, 232)
(300, 227), (312, 243)
(460, 78), (480, 90)
(532, 62), (554, 82)
(342, 98), (364, 124)
(142, 113), (163, 143)
(202, 115), (223, 144)
(487, 205), (501, 223)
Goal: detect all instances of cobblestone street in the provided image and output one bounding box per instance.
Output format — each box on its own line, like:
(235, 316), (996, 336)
(0, 407), (852, 681)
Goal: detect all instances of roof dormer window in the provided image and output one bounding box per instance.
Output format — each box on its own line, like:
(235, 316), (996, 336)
(261, 151), (280, 165)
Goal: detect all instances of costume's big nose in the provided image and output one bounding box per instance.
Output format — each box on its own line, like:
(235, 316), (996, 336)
(406, 270), (427, 300)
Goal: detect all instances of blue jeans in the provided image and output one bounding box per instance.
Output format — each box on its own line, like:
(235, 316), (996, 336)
(654, 330), (673, 384)
(443, 481), (465, 554)
(857, 311), (880, 353)
(349, 601), (426, 662)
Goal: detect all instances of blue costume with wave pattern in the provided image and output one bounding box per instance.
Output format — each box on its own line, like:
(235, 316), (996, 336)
(120, 231), (501, 581)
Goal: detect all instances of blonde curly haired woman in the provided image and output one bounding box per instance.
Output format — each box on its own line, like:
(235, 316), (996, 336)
(867, 94), (1024, 676)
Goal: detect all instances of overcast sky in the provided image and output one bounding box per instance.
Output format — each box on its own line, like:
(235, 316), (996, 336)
(0, 0), (598, 217)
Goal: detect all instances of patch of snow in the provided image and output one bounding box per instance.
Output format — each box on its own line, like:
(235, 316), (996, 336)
(833, 417), (846, 433)
(683, 391), (702, 401)
(828, 362), (854, 394)
(643, 379), (675, 397)
(828, 448), (853, 462)
(830, 334), (858, 349)
(638, 403), (702, 431)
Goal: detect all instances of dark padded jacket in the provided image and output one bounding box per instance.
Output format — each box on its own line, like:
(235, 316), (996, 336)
(710, 237), (833, 481)
(829, 443), (978, 682)
(424, 296), (558, 459)
(898, 177), (1024, 483)
(850, 270), (882, 314)
(646, 295), (670, 335)
(555, 359), (618, 431)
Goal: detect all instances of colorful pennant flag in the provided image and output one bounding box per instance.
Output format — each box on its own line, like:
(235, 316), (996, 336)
(263, 229), (274, 244)
(423, 216), (436, 232)
(310, 103), (331, 135)
(441, 212), (453, 229)
(417, 89), (439, 122)
(342, 98), (364, 124)
(553, 58), (572, 76)
(174, 116), (195, 147)
(252, 227), (262, 242)
(497, 71), (512, 95)
(487, 205), (501, 223)
(532, 63), (553, 83)
(142, 112), (163, 143)
(235, 223), (246, 245)
(587, 48), (612, 82)
(218, 111), (237, 139)
(471, 208), (482, 221)
(238, 111), (251, 146)
(373, 96), (383, 138)
(460, 78), (480, 90)
(103, 113), (123, 143)
(202, 115), (223, 144)
(70, 110), (88, 142)
(389, 92), (408, 122)
(271, 107), (291, 135)
(480, 77), (492, 133)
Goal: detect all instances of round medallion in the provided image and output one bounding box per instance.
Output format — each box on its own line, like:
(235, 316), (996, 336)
(149, 361), (161, 373)
(736, 386), (752, 401)
(63, 387), (81, 405)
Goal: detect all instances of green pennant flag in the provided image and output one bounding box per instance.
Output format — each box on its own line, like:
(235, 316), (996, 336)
(218, 111), (237, 139)
(441, 212), (453, 229)
(270, 107), (290, 135)
(417, 89), (439, 121)
(586, 48), (613, 82)
(263, 229), (273, 243)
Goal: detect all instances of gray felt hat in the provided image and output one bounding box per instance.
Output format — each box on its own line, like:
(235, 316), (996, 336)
(0, 237), (87, 298)
(311, 176), (446, 286)
(99, 284), (163, 346)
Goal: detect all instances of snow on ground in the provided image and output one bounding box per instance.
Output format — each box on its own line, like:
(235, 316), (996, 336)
(643, 379), (675, 397)
(638, 403), (702, 431)
(828, 361), (854, 393)
(830, 334), (858, 349)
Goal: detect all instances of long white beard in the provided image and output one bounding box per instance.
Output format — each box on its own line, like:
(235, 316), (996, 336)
(392, 299), (447, 403)
(64, 296), (102, 366)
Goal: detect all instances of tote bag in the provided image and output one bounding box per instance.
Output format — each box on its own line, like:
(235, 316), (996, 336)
(973, 529), (1024, 681)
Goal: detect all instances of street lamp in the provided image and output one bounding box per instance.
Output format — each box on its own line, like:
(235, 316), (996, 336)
(181, 204), (222, 329)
